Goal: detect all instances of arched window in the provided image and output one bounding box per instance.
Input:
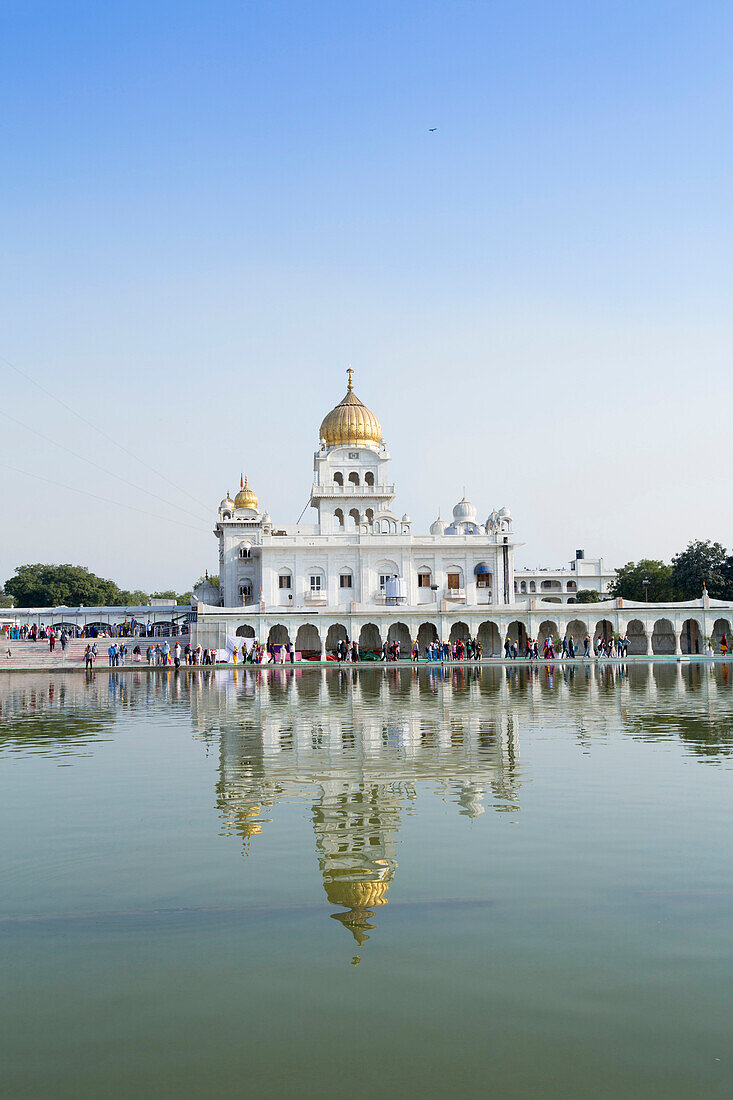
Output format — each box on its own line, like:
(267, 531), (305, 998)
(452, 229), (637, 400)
(239, 544), (251, 559)
(529, 581), (536, 593)
(417, 569), (432, 588)
(567, 580), (576, 591)
(334, 507), (344, 529)
(278, 571), (292, 590)
(520, 581), (526, 593)
(333, 472), (343, 487)
(364, 471), (375, 486)
(348, 507), (360, 528)
(339, 570), (353, 590)
(348, 472), (360, 486)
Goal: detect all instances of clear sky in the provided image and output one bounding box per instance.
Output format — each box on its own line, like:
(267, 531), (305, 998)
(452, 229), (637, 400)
(2, 1), (733, 592)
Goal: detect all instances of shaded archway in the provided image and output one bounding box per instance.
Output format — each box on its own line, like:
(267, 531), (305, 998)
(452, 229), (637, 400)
(325, 623), (349, 655)
(267, 623), (290, 646)
(594, 620), (614, 646)
(505, 621), (527, 651)
(358, 622), (382, 655)
(235, 624), (256, 638)
(478, 620), (500, 656)
(651, 618), (675, 655)
(626, 619), (647, 655)
(566, 619), (588, 648)
(387, 622), (411, 654)
(417, 622), (438, 652)
(295, 623), (321, 658)
(449, 621), (470, 644)
(681, 618), (701, 655)
(712, 618), (731, 652)
(538, 620), (560, 646)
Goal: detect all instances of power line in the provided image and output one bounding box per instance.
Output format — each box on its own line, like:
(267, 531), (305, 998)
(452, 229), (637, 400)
(0, 352), (212, 512)
(0, 460), (213, 536)
(0, 406), (210, 525)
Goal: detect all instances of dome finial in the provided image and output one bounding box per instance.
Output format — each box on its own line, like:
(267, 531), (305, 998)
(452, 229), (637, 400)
(347, 365), (353, 392)
(240, 473), (243, 488)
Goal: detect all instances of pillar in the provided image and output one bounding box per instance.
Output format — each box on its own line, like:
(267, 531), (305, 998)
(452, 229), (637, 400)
(646, 630), (654, 656)
(674, 627), (683, 657)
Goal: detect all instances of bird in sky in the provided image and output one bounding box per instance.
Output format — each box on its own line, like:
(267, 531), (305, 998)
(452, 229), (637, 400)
(429, 127), (437, 131)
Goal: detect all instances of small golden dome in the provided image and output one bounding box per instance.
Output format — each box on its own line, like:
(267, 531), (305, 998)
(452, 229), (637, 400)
(319, 369), (382, 447)
(234, 475), (258, 511)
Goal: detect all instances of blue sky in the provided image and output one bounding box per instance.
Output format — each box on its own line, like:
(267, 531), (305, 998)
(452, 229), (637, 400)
(2, 1), (733, 590)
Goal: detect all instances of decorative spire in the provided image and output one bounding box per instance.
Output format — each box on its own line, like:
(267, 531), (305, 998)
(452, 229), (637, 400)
(347, 365), (354, 392)
(240, 473), (244, 488)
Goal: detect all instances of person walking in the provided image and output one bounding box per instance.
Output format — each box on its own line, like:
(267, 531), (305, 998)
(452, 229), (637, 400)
(84, 644), (94, 670)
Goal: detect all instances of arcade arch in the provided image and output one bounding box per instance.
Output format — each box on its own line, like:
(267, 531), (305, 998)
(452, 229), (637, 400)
(478, 620), (500, 655)
(417, 622), (438, 651)
(681, 618), (702, 655)
(651, 618), (675, 655)
(325, 623), (348, 654)
(295, 623), (321, 657)
(267, 624), (290, 646)
(505, 621), (527, 650)
(387, 622), (411, 654)
(712, 618), (731, 651)
(625, 619), (647, 655)
(358, 622), (381, 655)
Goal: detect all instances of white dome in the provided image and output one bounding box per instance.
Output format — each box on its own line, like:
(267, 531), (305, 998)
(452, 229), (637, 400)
(220, 494), (234, 511)
(430, 515), (446, 535)
(401, 513), (411, 524)
(499, 505), (511, 519)
(453, 496), (477, 522)
(261, 512), (271, 524)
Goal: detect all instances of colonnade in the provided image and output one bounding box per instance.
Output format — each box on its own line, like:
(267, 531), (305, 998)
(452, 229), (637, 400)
(193, 604), (733, 658)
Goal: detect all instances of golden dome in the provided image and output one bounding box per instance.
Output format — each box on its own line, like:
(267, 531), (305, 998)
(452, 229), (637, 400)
(234, 475), (258, 511)
(319, 369), (382, 447)
(324, 877), (390, 910)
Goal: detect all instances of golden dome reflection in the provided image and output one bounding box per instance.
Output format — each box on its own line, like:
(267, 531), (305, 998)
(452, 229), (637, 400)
(319, 369), (383, 448)
(234, 474), (258, 511)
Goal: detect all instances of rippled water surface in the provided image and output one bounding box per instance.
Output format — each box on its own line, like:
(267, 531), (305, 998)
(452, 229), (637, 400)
(1, 663), (732, 1099)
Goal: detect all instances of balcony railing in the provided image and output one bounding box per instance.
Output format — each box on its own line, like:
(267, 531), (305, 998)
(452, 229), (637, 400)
(304, 590), (328, 604)
(311, 483), (395, 497)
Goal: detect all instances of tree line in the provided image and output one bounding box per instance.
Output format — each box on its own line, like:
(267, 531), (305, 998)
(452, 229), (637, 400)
(0, 563), (203, 608)
(609, 540), (733, 603)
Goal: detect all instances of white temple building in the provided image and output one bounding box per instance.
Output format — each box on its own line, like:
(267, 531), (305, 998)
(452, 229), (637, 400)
(209, 371), (611, 615)
(192, 372), (648, 655)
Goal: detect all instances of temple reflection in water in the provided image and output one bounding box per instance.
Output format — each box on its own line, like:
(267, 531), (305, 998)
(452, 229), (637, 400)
(2, 662), (731, 952)
(190, 666), (522, 948)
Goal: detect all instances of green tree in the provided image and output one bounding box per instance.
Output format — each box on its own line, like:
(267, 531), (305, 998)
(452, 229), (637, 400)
(575, 589), (601, 603)
(3, 564), (132, 608)
(609, 560), (677, 602)
(151, 589), (192, 605)
(723, 556), (733, 600)
(671, 540), (728, 600)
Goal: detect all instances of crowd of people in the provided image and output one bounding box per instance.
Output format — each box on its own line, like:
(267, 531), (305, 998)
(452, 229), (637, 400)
(1, 620), (187, 641)
(4, 625), (731, 665)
